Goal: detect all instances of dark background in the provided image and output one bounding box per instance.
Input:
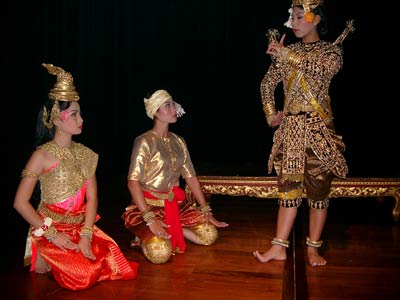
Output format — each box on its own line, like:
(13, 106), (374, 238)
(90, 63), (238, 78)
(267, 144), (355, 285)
(4, 1), (398, 266)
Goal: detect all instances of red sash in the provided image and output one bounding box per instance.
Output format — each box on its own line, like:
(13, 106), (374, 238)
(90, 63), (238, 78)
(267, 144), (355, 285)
(143, 186), (186, 253)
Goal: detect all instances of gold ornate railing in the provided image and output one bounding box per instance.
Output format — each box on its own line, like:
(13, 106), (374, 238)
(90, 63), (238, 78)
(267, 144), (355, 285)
(186, 176), (400, 221)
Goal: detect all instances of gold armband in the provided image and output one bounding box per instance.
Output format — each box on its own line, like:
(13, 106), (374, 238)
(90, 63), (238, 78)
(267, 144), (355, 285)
(282, 48), (302, 68)
(263, 102), (276, 120)
(21, 169), (39, 178)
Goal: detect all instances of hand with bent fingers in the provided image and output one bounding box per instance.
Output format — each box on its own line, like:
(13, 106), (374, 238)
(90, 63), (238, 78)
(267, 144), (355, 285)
(267, 34), (286, 58)
(205, 213), (229, 228)
(148, 218), (171, 239)
(51, 232), (78, 252)
(78, 237), (96, 260)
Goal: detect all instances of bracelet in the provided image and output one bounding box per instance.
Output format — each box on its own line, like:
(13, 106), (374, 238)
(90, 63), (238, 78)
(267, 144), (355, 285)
(145, 219), (155, 226)
(33, 217), (53, 237)
(80, 227), (94, 241)
(141, 206), (152, 216)
(142, 210), (156, 226)
(80, 232), (93, 241)
(43, 226), (58, 242)
(199, 204), (212, 215)
(81, 226), (95, 232)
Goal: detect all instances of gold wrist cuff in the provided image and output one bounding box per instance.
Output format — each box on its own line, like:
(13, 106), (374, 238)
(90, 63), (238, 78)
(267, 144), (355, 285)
(142, 210), (156, 225)
(199, 204), (212, 215)
(263, 103), (276, 120)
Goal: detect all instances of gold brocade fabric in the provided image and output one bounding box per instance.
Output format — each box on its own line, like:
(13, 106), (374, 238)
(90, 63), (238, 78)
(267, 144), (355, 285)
(128, 130), (196, 191)
(261, 40), (348, 181)
(30, 221), (137, 290)
(124, 130), (210, 245)
(122, 198), (206, 243)
(23, 142), (138, 290)
(268, 112), (348, 180)
(37, 204), (85, 224)
(261, 41), (343, 118)
(38, 141), (98, 204)
(281, 114), (307, 181)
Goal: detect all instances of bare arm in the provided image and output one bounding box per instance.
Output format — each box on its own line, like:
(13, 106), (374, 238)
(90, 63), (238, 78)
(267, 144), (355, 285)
(185, 176), (229, 228)
(83, 175), (98, 228)
(77, 175), (98, 260)
(13, 150), (48, 229)
(14, 149), (79, 253)
(127, 180), (149, 213)
(127, 180), (171, 239)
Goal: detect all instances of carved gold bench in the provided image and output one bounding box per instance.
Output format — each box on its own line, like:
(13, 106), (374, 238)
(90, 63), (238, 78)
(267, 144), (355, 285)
(186, 176), (400, 221)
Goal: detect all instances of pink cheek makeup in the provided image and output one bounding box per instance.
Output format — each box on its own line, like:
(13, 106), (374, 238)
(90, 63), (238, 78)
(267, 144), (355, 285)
(60, 111), (69, 121)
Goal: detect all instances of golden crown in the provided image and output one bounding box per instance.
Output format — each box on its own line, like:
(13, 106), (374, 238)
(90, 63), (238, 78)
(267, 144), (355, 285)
(291, 0), (323, 15)
(42, 63), (79, 101)
(41, 63), (79, 129)
(292, 0), (323, 7)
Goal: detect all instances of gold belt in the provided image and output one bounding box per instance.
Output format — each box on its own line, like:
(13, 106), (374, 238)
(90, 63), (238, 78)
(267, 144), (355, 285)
(145, 198), (165, 207)
(38, 205), (85, 224)
(144, 189), (175, 207)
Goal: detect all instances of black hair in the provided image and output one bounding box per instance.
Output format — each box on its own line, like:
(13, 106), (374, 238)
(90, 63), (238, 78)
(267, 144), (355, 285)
(313, 5), (328, 36)
(34, 99), (72, 148)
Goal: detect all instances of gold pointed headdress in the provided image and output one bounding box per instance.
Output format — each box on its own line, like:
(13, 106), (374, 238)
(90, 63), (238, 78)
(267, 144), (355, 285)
(41, 63), (79, 129)
(42, 63), (80, 101)
(284, 0), (323, 27)
(292, 0), (323, 12)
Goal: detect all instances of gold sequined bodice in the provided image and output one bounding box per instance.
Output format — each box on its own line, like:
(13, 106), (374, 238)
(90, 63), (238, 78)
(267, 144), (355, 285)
(38, 141), (98, 204)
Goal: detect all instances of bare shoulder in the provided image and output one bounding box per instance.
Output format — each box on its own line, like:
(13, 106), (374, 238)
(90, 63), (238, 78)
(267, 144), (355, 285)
(24, 148), (59, 175)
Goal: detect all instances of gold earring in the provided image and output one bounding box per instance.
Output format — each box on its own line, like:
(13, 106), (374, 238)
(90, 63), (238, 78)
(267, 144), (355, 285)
(57, 128), (62, 136)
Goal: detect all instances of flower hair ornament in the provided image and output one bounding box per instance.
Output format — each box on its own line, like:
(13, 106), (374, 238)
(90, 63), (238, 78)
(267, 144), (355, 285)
(41, 63), (79, 129)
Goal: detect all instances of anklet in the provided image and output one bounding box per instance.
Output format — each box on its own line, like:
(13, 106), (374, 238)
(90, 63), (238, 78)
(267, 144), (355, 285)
(271, 237), (290, 248)
(306, 237), (323, 248)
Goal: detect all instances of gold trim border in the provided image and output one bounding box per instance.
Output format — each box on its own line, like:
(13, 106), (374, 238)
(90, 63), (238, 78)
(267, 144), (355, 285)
(185, 176), (400, 221)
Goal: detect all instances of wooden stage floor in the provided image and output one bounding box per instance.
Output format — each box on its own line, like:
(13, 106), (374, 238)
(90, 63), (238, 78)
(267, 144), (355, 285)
(4, 193), (400, 300)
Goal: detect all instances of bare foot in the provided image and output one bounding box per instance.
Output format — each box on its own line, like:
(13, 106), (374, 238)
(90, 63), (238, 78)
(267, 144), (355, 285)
(307, 246), (327, 267)
(130, 236), (141, 248)
(253, 245), (287, 263)
(35, 254), (51, 274)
